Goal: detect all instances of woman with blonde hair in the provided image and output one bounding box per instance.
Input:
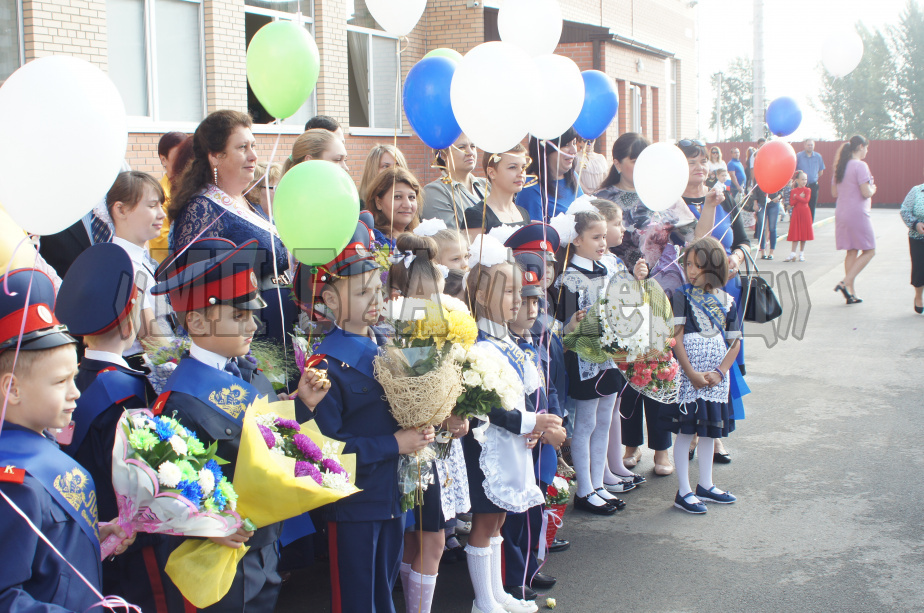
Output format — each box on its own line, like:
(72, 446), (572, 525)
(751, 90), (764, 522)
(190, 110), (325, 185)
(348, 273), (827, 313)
(282, 128), (349, 175)
(248, 161), (283, 218)
(366, 167), (422, 248)
(359, 144), (409, 204)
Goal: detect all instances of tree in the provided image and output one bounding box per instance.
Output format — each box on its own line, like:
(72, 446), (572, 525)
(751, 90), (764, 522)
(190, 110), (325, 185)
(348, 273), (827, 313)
(818, 24), (899, 139)
(892, 0), (924, 138)
(710, 57), (753, 142)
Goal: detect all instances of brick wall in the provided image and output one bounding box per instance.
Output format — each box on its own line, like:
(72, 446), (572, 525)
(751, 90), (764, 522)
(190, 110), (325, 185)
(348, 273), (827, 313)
(314, 0), (349, 125)
(203, 0), (247, 112)
(22, 0), (107, 68)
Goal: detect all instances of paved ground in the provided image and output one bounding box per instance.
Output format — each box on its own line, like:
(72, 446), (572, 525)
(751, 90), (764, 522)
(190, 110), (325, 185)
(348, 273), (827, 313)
(278, 208), (924, 613)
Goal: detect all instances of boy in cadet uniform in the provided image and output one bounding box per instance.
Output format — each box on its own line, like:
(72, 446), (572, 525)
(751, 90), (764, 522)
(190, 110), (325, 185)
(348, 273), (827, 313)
(502, 252), (568, 602)
(150, 238), (327, 612)
(0, 268), (133, 611)
(291, 220), (434, 613)
(55, 242), (186, 611)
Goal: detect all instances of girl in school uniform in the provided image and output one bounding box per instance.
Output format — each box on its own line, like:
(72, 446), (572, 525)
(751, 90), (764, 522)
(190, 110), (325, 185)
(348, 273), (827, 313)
(387, 232), (471, 613)
(462, 234), (561, 613)
(553, 205), (647, 515)
(662, 237), (740, 515)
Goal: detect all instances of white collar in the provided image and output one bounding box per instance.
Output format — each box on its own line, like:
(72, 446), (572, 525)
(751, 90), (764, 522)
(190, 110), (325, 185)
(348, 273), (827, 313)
(83, 349), (131, 370)
(477, 317), (509, 340)
(570, 254), (598, 270)
(111, 236), (148, 262)
(189, 341), (232, 371)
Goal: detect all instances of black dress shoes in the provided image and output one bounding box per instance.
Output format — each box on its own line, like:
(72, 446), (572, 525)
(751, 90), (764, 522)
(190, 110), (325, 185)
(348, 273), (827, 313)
(504, 585), (538, 601)
(713, 451), (732, 464)
(549, 537), (570, 553)
(530, 572), (557, 589)
(574, 494), (617, 515)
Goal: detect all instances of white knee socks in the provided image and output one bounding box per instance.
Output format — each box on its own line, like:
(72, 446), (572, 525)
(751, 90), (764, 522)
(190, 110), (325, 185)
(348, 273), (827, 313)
(400, 561), (412, 595)
(697, 436), (715, 491)
(465, 544), (498, 612)
(489, 536), (508, 604)
(674, 432), (694, 497)
(405, 569), (437, 613)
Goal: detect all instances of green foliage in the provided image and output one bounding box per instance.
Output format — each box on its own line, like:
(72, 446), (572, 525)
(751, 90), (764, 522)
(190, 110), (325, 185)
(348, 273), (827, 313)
(892, 0), (924, 138)
(709, 57), (755, 142)
(818, 24), (899, 139)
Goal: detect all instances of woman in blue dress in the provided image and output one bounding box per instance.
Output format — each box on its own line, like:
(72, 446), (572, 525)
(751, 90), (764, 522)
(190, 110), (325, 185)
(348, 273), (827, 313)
(678, 139), (751, 464)
(168, 110), (292, 346)
(518, 128), (583, 222)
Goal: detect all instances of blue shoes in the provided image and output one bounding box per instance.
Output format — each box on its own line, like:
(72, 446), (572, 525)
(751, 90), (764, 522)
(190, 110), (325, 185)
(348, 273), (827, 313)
(674, 491), (707, 514)
(695, 484), (737, 504)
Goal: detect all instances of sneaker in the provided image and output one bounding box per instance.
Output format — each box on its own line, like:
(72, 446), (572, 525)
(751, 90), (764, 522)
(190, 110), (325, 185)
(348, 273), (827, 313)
(695, 484), (737, 504)
(799, 255), (805, 261)
(673, 491), (707, 514)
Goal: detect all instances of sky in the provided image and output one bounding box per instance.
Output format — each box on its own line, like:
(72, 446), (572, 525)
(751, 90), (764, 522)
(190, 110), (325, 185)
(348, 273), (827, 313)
(696, 0), (914, 141)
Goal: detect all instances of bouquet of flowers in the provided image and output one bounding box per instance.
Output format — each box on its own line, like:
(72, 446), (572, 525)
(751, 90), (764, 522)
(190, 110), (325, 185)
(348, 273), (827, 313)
(563, 276), (675, 364)
(166, 398), (359, 608)
(375, 295), (475, 510)
(290, 325), (325, 378)
(255, 411), (356, 494)
(247, 340), (297, 391)
(544, 474), (575, 506)
(453, 342), (524, 420)
(102, 410), (241, 558)
(542, 474), (574, 554)
(617, 343), (681, 404)
(141, 336), (187, 393)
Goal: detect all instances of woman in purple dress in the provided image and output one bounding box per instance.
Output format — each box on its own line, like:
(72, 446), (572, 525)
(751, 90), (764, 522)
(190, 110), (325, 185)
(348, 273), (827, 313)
(832, 135), (877, 305)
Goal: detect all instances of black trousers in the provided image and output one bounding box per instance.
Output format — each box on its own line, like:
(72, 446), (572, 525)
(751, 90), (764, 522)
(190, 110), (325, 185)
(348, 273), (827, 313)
(807, 182), (820, 221)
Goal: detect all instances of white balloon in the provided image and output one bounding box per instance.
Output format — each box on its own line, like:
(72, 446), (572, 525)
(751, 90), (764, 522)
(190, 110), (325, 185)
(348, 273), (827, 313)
(498, 0), (563, 57)
(822, 32), (864, 78)
(365, 0), (427, 37)
(529, 54), (585, 140)
(0, 56), (127, 235)
(633, 142), (689, 213)
(451, 41), (540, 153)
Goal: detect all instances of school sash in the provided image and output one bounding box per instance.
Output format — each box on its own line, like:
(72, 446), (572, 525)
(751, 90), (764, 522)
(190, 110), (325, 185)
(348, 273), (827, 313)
(0, 428), (100, 552)
(69, 368), (148, 452)
(159, 358), (258, 427)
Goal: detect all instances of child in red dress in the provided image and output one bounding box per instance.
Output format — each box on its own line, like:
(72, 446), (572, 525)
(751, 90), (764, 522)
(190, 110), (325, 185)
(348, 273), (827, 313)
(784, 171), (815, 262)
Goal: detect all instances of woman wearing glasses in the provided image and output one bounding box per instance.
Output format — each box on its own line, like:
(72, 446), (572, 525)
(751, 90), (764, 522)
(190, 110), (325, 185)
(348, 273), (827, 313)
(706, 146), (727, 181)
(421, 133), (487, 229)
(680, 138), (751, 466)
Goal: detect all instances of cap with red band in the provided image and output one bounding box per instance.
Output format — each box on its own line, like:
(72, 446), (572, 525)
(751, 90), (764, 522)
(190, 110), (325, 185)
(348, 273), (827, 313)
(151, 239), (267, 313)
(293, 221), (378, 308)
(504, 223), (560, 260)
(56, 243), (140, 337)
(514, 251), (546, 298)
(0, 268), (76, 352)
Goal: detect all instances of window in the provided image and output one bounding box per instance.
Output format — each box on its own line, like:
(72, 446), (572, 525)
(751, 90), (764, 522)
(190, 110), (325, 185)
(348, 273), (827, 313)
(629, 84), (642, 133)
(0, 0), (22, 85)
(245, 0), (316, 127)
(106, 0), (204, 123)
(668, 59), (679, 140)
(347, 1), (401, 131)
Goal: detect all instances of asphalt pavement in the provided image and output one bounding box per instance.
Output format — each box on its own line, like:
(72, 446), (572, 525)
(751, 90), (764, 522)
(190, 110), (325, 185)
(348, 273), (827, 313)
(278, 208), (924, 613)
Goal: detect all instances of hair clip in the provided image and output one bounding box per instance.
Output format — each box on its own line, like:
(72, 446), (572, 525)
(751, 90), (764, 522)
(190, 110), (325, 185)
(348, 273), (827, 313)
(491, 153), (502, 164)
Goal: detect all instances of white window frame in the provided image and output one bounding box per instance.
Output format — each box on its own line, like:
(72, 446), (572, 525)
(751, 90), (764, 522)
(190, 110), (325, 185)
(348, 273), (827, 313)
(346, 24), (405, 137)
(122, 0), (206, 132)
(1, 0), (24, 83)
(667, 59), (679, 140)
(245, 2), (317, 135)
(629, 84), (642, 133)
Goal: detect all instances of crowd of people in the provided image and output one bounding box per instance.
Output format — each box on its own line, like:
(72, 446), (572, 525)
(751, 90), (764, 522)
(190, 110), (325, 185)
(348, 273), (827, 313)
(0, 106), (900, 613)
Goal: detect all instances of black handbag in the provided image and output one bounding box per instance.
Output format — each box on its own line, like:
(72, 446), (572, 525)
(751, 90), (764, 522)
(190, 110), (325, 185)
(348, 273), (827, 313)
(739, 249), (782, 323)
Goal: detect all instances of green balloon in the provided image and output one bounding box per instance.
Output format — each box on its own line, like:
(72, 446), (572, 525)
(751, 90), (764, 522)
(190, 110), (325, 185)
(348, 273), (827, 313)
(273, 161), (360, 266)
(247, 21), (320, 119)
(424, 48), (463, 63)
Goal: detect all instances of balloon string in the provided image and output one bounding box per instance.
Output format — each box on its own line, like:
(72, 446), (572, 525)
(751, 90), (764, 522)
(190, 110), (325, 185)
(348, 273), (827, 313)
(572, 139), (592, 198)
(258, 119), (291, 389)
(0, 245), (42, 442)
(2, 235), (37, 290)
(0, 489), (139, 613)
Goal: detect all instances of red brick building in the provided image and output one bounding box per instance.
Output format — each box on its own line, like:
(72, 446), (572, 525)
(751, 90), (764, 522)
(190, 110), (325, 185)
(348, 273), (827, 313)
(2, 0), (698, 185)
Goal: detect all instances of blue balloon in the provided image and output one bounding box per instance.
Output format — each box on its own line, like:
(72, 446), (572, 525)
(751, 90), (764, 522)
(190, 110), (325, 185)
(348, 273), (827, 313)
(573, 70), (619, 141)
(766, 96), (803, 137)
(402, 56), (462, 150)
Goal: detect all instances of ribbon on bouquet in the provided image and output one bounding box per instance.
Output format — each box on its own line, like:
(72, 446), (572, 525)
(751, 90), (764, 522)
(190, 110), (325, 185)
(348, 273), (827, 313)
(535, 506), (564, 562)
(0, 488), (141, 612)
(471, 417), (490, 444)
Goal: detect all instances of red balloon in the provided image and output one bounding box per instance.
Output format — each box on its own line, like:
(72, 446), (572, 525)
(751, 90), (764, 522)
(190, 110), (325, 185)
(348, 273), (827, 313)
(753, 140), (797, 194)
